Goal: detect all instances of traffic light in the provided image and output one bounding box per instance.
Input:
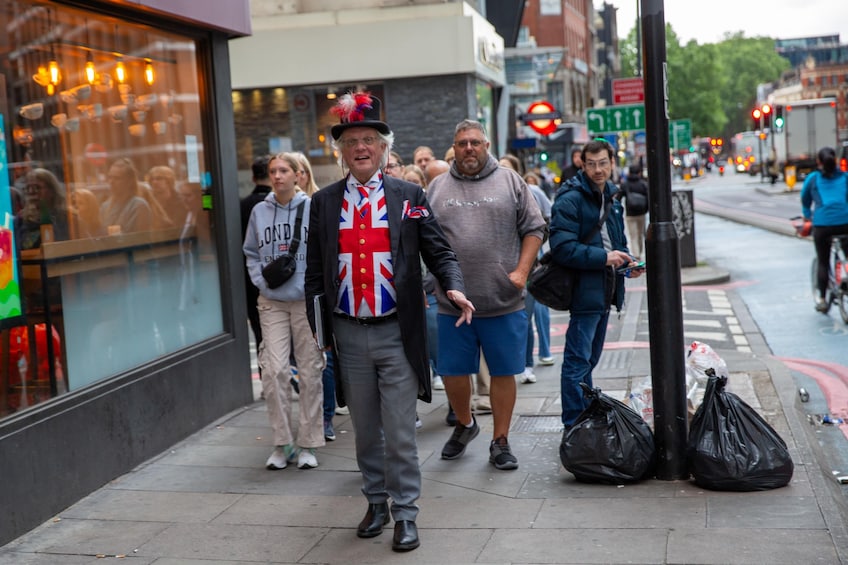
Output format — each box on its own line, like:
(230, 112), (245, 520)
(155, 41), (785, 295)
(761, 104), (772, 130)
(774, 105), (785, 131)
(752, 107), (762, 129)
(539, 151), (548, 162)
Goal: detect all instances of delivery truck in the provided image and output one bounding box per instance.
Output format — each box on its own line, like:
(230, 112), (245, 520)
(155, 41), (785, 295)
(781, 98), (839, 178)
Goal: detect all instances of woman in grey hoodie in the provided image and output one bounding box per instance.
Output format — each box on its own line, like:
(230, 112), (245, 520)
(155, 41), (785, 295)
(243, 152), (324, 471)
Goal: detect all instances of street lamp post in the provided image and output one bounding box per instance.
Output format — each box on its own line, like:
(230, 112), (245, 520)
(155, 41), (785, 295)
(640, 0), (688, 480)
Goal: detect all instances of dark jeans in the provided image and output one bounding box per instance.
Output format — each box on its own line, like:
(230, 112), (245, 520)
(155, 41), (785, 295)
(560, 310), (609, 426)
(425, 292), (439, 376)
(813, 224), (848, 298)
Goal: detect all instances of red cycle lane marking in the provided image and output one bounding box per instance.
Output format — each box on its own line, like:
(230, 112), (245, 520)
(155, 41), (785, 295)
(777, 356), (848, 440)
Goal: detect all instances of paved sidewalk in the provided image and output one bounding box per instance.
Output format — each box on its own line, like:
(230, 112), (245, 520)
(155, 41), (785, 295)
(2, 269), (847, 564)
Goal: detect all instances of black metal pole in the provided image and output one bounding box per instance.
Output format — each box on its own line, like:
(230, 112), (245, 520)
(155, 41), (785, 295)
(635, 0), (642, 77)
(640, 0), (688, 480)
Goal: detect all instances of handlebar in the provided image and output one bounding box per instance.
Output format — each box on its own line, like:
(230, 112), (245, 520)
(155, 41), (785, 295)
(790, 216), (812, 238)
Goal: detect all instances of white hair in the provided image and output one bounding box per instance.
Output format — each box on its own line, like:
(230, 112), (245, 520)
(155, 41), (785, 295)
(332, 129), (395, 170)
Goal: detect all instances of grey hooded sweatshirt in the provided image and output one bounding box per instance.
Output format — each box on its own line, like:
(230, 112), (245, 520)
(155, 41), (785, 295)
(426, 154), (546, 317)
(243, 190), (311, 303)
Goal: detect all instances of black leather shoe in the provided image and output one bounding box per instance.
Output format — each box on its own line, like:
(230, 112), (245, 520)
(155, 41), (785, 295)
(356, 502), (390, 538)
(392, 520), (420, 552)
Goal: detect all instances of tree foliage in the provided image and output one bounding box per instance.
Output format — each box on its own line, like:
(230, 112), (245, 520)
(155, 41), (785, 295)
(617, 25), (790, 140)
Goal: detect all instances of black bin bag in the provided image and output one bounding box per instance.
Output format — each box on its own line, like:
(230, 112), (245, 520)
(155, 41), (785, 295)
(687, 369), (794, 491)
(559, 383), (656, 484)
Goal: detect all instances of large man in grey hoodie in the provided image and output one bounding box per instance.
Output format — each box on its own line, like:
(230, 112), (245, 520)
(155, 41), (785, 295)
(427, 119), (546, 470)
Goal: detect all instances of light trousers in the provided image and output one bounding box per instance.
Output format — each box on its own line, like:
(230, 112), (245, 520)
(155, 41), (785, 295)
(257, 295), (325, 448)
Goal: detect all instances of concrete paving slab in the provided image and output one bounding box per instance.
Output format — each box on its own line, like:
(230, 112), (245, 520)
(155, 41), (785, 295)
(8, 519), (167, 557)
(705, 494), (826, 528)
(667, 527), (839, 564)
(213, 494), (366, 528)
(61, 490), (242, 523)
(137, 523), (325, 562)
(302, 527), (493, 564)
(478, 528), (669, 564)
(535, 496), (707, 529)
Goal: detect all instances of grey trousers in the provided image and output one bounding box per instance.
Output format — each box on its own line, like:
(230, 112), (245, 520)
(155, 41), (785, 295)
(333, 316), (420, 521)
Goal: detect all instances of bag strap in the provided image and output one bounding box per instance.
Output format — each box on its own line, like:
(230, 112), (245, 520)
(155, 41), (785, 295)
(287, 201), (306, 255)
(580, 196), (612, 245)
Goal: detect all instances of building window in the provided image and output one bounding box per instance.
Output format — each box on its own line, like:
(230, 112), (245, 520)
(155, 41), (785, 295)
(1, 0), (223, 417)
(540, 0), (562, 16)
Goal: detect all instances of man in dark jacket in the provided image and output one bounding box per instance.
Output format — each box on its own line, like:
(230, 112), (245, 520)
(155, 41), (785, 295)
(240, 155), (272, 351)
(548, 140), (643, 433)
(305, 92), (474, 552)
(619, 164), (649, 259)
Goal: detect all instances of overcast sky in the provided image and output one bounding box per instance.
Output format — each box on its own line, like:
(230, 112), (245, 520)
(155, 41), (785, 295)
(602, 0), (848, 45)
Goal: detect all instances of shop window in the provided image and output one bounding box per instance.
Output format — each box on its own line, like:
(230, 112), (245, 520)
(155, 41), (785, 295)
(0, 0), (223, 417)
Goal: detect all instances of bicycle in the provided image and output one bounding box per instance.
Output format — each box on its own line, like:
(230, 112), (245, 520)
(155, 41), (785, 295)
(792, 216), (848, 323)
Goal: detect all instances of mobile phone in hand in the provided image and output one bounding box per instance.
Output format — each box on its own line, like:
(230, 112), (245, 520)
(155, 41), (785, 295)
(616, 260), (646, 274)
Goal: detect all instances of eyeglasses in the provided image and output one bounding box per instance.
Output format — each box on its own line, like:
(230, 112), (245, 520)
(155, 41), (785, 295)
(454, 139), (485, 149)
(385, 163), (401, 170)
(584, 159), (611, 170)
(340, 136), (379, 149)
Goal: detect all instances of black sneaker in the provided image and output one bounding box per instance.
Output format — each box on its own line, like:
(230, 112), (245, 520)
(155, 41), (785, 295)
(441, 417), (479, 459)
(489, 436), (519, 470)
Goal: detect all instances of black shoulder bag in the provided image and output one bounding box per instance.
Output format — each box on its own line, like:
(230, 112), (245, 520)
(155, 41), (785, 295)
(261, 201), (305, 289)
(527, 197), (611, 311)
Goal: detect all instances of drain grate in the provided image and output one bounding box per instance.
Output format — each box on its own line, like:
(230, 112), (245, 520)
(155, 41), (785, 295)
(512, 415), (563, 433)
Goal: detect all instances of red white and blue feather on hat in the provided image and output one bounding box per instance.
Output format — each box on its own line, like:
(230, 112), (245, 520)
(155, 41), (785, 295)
(330, 91), (390, 140)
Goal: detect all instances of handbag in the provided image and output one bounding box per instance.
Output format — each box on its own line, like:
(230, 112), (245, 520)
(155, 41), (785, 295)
(261, 201), (305, 289)
(527, 197), (611, 311)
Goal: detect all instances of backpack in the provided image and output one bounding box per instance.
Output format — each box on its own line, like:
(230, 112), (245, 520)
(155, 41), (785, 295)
(622, 179), (648, 215)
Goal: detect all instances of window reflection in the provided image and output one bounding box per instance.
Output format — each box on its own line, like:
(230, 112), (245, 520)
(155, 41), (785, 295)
(0, 0), (224, 417)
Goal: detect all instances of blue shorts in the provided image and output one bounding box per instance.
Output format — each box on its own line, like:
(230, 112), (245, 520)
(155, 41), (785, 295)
(437, 310), (527, 377)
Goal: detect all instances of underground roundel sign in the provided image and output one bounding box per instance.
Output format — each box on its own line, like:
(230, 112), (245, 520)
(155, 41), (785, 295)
(526, 101), (558, 136)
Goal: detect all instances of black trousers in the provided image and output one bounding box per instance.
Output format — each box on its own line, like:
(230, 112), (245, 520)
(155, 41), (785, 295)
(813, 223), (848, 297)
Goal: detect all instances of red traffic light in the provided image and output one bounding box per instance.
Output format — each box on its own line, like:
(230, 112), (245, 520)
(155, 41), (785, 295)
(752, 108), (762, 120)
(762, 104), (772, 115)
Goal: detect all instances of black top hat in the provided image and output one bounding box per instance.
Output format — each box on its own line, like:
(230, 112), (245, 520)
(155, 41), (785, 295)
(330, 91), (390, 140)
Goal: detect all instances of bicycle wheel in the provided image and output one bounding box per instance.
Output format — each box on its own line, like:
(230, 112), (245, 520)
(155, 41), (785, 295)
(838, 291), (848, 324)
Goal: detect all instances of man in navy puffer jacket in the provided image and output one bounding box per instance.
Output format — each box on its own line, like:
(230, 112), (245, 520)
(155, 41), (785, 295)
(548, 139), (643, 432)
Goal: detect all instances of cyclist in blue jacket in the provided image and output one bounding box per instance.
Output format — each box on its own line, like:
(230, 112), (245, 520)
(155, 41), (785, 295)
(801, 146), (848, 312)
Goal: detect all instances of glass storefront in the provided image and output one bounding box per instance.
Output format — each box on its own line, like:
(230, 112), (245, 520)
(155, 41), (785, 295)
(0, 1), (224, 417)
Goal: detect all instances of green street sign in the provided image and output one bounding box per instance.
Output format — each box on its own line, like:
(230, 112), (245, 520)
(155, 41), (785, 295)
(585, 104), (645, 135)
(669, 119), (692, 151)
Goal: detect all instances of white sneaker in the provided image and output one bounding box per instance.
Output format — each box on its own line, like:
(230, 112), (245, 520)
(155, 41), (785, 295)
(519, 367), (537, 384)
(335, 405), (350, 415)
(432, 375), (445, 390)
(297, 448), (318, 469)
(538, 356), (555, 366)
(266, 446), (294, 470)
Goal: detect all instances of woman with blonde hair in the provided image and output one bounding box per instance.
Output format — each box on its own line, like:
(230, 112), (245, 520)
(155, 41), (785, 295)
(243, 151), (325, 470)
(402, 164), (427, 188)
(147, 165), (187, 229)
(293, 152), (320, 197)
(71, 188), (103, 237)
